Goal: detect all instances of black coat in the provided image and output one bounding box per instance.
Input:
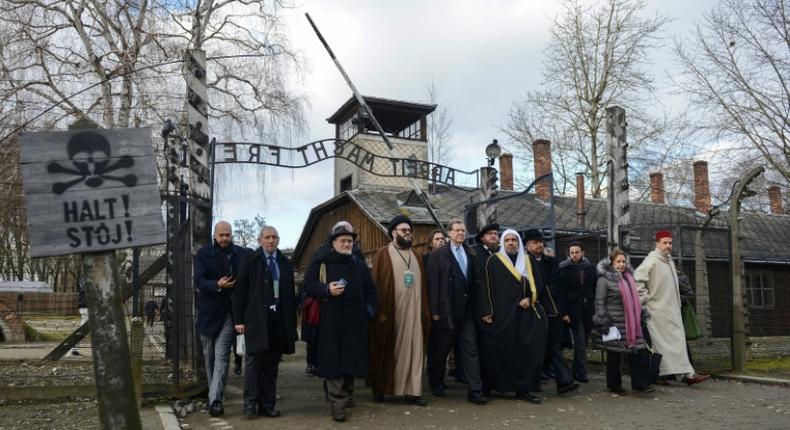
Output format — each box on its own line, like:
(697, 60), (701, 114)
(304, 250), (378, 379)
(426, 243), (479, 323)
(233, 248), (298, 355)
(559, 257), (598, 319)
(532, 254), (567, 317)
(194, 243), (251, 337)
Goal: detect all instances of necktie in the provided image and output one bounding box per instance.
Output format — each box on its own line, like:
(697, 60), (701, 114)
(268, 256), (279, 281)
(456, 246), (467, 278)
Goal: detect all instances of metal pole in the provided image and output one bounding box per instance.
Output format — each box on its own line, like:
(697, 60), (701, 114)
(84, 251), (142, 429)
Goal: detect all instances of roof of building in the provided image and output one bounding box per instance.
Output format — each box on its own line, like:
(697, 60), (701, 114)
(294, 186), (790, 265)
(326, 95), (437, 134)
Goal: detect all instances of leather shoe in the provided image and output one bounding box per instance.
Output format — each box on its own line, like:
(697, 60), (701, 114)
(244, 404), (257, 419)
(467, 390), (488, 405)
(233, 365), (242, 376)
(609, 387), (627, 396)
(431, 385), (446, 397)
(515, 391), (542, 404)
(259, 407), (281, 418)
(682, 374), (710, 385)
(209, 400), (224, 417)
(634, 385), (655, 393)
(557, 381), (580, 394)
(405, 395), (428, 406)
(332, 413), (346, 422)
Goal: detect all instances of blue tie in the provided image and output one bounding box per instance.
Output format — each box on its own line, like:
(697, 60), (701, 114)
(456, 246), (467, 278)
(268, 256), (279, 281)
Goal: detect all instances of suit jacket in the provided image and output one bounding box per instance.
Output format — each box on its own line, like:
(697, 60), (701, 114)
(233, 248), (298, 355)
(194, 243), (251, 338)
(533, 254), (567, 317)
(426, 242), (478, 322)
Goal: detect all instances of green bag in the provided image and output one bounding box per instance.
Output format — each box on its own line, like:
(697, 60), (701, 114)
(682, 302), (704, 340)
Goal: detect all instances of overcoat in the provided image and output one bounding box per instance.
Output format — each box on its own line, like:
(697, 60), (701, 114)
(194, 243), (251, 337)
(304, 250), (378, 378)
(368, 246), (431, 395)
(591, 259), (647, 353)
(232, 248), (298, 355)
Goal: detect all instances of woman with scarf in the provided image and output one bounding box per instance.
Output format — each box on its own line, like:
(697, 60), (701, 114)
(593, 248), (654, 395)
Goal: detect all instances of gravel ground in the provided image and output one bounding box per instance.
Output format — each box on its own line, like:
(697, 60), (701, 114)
(0, 398), (99, 430)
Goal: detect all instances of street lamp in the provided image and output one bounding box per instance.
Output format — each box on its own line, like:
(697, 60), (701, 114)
(485, 139), (501, 166)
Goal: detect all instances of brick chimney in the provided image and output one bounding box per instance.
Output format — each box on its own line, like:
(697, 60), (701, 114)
(533, 139), (551, 200)
(499, 153), (514, 191)
(576, 172), (586, 229)
(768, 186), (784, 214)
(693, 160), (711, 213)
(649, 172), (665, 204)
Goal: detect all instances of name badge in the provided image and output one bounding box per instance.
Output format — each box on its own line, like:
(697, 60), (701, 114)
(273, 280), (279, 299)
(404, 270), (414, 288)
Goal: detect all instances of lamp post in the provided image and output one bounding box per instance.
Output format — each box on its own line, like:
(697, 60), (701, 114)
(479, 139), (502, 227)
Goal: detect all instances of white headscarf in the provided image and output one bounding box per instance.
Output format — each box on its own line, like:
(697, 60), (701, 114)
(498, 228), (527, 276)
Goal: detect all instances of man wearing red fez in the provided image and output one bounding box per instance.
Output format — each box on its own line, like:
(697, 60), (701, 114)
(634, 230), (709, 385)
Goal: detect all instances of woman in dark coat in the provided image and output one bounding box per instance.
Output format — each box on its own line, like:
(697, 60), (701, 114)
(304, 227), (378, 422)
(593, 248), (653, 395)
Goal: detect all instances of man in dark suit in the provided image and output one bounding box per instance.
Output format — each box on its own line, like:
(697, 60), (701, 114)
(194, 221), (252, 417)
(559, 242), (598, 382)
(234, 226), (298, 419)
(426, 219), (487, 405)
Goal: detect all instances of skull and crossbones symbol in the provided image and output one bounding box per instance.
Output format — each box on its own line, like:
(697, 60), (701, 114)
(47, 131), (138, 195)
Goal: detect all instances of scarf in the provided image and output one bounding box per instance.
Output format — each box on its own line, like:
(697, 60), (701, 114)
(618, 271), (642, 347)
(497, 229), (538, 303)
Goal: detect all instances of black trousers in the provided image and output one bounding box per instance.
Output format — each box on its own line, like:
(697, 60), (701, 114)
(544, 316), (573, 387)
(427, 318), (482, 392)
(568, 303), (592, 378)
(606, 350), (651, 390)
(244, 345), (282, 410)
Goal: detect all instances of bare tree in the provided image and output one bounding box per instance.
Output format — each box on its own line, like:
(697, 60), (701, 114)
(232, 215), (266, 249)
(505, 0), (670, 197)
(674, 0), (790, 186)
(425, 80), (454, 165)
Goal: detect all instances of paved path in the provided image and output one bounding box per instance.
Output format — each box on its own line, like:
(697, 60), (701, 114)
(182, 348), (790, 430)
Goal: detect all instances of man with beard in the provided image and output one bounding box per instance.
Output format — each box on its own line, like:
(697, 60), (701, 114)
(369, 215), (431, 405)
(559, 242), (598, 383)
(304, 225), (378, 422)
(472, 223), (500, 271)
(233, 226), (298, 419)
(524, 229), (579, 395)
(426, 219), (487, 405)
(194, 221), (252, 417)
(479, 229), (547, 404)
(634, 230), (709, 385)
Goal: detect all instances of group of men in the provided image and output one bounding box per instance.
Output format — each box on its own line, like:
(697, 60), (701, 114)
(193, 217), (705, 423)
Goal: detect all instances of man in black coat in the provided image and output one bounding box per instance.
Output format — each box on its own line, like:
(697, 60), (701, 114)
(559, 242), (598, 383)
(194, 221), (252, 417)
(524, 229), (579, 395)
(426, 219), (487, 405)
(304, 225), (378, 423)
(233, 226), (298, 419)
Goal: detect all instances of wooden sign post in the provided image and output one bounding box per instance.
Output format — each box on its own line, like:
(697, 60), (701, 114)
(20, 128), (165, 430)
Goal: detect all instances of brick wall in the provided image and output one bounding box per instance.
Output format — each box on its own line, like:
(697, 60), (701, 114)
(0, 292), (78, 316)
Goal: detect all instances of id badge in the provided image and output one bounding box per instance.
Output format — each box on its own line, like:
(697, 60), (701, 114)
(273, 280), (280, 299)
(404, 270), (414, 288)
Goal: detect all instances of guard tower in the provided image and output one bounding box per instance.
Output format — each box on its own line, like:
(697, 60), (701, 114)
(327, 95), (436, 195)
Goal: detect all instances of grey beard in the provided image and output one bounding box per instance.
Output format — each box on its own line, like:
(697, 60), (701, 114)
(337, 249), (352, 255)
(506, 250), (518, 257)
(395, 235), (412, 249)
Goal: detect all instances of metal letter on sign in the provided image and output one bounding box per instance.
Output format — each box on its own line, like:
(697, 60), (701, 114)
(19, 128), (166, 257)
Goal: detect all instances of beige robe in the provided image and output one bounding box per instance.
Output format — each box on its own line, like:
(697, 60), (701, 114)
(634, 250), (694, 376)
(387, 243), (424, 396)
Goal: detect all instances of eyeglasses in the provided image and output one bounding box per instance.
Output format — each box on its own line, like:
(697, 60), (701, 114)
(394, 228), (412, 233)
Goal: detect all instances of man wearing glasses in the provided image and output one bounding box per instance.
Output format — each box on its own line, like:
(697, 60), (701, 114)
(369, 215), (431, 405)
(426, 219), (488, 405)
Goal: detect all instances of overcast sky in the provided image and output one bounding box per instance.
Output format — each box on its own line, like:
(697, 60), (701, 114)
(214, 0), (719, 248)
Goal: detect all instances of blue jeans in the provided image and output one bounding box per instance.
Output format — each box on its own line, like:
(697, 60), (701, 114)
(200, 312), (234, 405)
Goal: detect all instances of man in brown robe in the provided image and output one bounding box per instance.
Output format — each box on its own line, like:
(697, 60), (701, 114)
(370, 214), (431, 405)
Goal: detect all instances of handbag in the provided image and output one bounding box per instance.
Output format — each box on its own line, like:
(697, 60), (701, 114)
(682, 302), (704, 340)
(303, 263), (327, 326)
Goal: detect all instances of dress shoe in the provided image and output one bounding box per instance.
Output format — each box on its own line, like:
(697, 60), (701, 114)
(515, 391), (542, 404)
(405, 395), (428, 406)
(609, 387), (627, 396)
(332, 412), (346, 422)
(633, 385), (655, 394)
(431, 385), (446, 397)
(467, 390), (488, 405)
(244, 404), (257, 419)
(233, 364), (242, 376)
(209, 400), (224, 417)
(557, 381), (580, 394)
(682, 374), (710, 385)
(259, 407), (281, 418)
(574, 375), (589, 383)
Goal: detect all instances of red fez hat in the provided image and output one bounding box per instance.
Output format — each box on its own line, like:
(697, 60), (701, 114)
(655, 230), (672, 241)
